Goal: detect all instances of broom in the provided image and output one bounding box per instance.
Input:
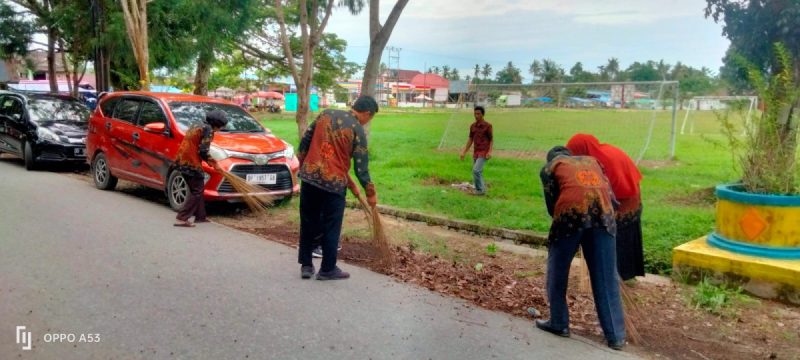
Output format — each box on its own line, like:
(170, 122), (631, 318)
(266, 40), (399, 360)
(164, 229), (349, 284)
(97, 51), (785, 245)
(347, 175), (393, 268)
(214, 165), (274, 217)
(577, 255), (643, 345)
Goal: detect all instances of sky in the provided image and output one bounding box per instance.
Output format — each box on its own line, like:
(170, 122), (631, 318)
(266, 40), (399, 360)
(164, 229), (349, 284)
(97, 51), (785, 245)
(325, 0), (731, 81)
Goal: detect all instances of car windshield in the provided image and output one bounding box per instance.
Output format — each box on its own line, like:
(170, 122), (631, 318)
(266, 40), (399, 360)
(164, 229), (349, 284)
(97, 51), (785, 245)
(27, 98), (90, 123)
(169, 101), (264, 133)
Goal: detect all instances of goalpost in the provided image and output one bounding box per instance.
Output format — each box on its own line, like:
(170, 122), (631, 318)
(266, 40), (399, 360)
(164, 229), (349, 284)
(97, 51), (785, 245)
(680, 96), (759, 135)
(437, 81), (680, 163)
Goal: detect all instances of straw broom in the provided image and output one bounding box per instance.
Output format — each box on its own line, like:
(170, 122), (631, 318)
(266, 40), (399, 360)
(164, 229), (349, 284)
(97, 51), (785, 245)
(347, 175), (393, 268)
(215, 165), (274, 217)
(577, 255), (643, 345)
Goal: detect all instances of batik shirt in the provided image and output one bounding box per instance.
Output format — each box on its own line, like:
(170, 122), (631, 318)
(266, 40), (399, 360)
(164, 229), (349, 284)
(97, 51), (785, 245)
(298, 109), (373, 195)
(540, 155), (617, 241)
(175, 123), (213, 175)
(469, 120), (493, 159)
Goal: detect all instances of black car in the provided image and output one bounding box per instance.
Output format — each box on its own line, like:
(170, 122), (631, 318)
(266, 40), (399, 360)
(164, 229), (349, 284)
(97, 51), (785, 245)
(0, 91), (90, 170)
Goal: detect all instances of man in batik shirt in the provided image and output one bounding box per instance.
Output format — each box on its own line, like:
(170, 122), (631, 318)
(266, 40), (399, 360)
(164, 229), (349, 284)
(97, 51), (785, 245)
(296, 96), (378, 280)
(536, 146), (626, 351)
(173, 110), (228, 227)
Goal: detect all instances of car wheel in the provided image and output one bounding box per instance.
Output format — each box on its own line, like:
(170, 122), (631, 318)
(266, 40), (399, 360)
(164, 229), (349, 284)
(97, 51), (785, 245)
(92, 153), (118, 190)
(23, 142), (37, 171)
(167, 170), (190, 211)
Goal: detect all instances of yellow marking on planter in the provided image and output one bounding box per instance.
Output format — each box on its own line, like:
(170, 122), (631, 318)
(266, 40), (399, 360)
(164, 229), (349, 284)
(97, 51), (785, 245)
(673, 237), (800, 289)
(716, 200), (800, 247)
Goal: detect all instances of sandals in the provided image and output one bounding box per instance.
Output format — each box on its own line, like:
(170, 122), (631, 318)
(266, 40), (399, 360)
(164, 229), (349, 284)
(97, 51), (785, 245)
(173, 221), (195, 227)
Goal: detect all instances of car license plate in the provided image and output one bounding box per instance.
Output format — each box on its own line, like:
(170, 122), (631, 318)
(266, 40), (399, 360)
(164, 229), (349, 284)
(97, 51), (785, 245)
(74, 147), (86, 156)
(246, 173), (276, 185)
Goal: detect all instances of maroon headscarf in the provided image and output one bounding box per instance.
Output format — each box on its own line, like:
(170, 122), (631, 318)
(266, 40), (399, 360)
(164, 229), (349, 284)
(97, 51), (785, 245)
(566, 134), (642, 199)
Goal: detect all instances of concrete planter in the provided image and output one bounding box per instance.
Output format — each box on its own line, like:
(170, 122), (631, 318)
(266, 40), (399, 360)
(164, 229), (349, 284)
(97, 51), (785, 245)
(673, 184), (800, 304)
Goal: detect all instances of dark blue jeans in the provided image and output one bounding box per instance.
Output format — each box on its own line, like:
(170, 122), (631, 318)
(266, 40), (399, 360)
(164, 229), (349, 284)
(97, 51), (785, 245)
(546, 227), (626, 344)
(298, 182), (346, 272)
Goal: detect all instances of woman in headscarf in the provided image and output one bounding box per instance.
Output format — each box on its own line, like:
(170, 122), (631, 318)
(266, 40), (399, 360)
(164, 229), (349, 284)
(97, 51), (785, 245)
(566, 134), (644, 281)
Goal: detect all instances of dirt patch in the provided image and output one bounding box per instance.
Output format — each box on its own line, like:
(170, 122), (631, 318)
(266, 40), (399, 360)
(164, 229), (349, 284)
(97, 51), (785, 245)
(637, 159), (677, 169)
(666, 187), (717, 207)
(58, 171), (800, 359)
(217, 205), (800, 360)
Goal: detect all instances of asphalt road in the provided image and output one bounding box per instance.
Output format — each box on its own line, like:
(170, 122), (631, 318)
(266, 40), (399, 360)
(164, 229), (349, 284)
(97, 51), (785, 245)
(0, 158), (636, 359)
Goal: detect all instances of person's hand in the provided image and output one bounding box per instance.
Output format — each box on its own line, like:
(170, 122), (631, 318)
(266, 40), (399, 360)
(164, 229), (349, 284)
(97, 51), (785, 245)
(460, 152), (466, 161)
(486, 152), (492, 160)
(207, 160), (222, 172)
(367, 192), (378, 208)
(366, 184), (378, 208)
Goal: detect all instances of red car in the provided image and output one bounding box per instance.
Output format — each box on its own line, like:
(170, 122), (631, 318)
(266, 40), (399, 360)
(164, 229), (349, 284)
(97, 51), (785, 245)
(86, 92), (299, 210)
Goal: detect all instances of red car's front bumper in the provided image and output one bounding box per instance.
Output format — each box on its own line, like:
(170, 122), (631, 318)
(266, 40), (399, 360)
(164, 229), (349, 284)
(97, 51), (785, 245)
(201, 156), (300, 202)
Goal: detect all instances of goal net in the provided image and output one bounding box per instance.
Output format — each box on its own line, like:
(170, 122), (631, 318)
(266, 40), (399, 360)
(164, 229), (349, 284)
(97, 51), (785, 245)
(437, 81), (680, 163)
(679, 96), (759, 136)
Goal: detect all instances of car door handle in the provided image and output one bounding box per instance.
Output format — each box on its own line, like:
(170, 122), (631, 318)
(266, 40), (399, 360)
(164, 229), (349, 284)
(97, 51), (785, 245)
(132, 132), (140, 141)
(105, 122), (111, 130)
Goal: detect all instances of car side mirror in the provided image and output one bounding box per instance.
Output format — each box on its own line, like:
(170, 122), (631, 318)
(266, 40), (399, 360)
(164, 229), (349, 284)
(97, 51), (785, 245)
(144, 122), (166, 134)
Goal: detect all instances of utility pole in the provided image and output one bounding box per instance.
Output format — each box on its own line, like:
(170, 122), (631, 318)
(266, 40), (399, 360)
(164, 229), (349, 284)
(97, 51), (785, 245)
(386, 46), (401, 105)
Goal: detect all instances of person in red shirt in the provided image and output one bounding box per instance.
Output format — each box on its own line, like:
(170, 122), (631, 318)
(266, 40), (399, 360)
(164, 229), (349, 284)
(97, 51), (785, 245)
(173, 110), (228, 227)
(459, 106), (493, 195)
(296, 95), (378, 280)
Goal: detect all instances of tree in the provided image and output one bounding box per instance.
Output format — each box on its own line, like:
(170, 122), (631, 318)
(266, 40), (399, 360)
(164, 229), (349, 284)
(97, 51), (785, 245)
(11, 0), (59, 92)
(625, 61), (660, 81)
(441, 65), (450, 79)
(450, 68), (460, 81)
(540, 59), (564, 83)
(473, 64), (480, 81)
(603, 58), (619, 81)
(529, 59), (542, 83)
(189, 0), (259, 96)
(430, 66), (440, 75)
(495, 61), (522, 84)
(0, 3), (34, 59)
(120, 0), (150, 90)
(568, 61), (595, 83)
(357, 0), (409, 98)
(481, 63), (492, 80)
(656, 59), (671, 81)
(274, 0), (335, 138)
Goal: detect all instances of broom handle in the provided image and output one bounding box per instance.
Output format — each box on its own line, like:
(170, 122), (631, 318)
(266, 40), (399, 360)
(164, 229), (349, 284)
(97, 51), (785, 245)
(347, 174), (373, 217)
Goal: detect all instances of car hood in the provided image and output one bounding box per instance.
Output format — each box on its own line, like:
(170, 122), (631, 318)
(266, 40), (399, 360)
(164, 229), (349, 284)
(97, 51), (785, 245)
(39, 121), (88, 137)
(212, 132), (286, 154)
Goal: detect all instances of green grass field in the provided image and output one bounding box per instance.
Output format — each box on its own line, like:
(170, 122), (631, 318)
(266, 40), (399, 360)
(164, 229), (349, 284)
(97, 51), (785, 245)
(258, 108), (746, 273)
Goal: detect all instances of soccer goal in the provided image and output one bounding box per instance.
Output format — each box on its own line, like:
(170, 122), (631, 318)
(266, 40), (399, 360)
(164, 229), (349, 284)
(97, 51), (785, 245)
(437, 81), (680, 163)
(679, 96), (759, 136)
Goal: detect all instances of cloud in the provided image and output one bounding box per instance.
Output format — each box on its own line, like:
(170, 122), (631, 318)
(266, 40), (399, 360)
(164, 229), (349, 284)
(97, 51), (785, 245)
(402, 0), (704, 24)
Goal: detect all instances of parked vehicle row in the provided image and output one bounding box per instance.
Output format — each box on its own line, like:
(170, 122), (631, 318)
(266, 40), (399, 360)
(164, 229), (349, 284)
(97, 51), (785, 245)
(1, 90), (300, 210)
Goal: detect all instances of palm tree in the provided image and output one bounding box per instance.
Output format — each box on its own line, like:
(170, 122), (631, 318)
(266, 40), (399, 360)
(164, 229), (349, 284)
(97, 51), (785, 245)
(442, 65), (451, 79)
(529, 59), (542, 83)
(656, 59), (671, 81)
(450, 68), (460, 80)
(541, 59), (564, 83)
(606, 57), (620, 81)
(474, 64), (480, 80)
(481, 63), (492, 80)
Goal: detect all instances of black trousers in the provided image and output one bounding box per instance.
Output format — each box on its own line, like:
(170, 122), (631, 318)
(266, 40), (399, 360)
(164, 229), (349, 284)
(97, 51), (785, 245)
(298, 182), (346, 272)
(176, 171), (206, 222)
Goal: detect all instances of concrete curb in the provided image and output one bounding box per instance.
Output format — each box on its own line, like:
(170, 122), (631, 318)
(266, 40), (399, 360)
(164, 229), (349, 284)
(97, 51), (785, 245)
(346, 201), (549, 246)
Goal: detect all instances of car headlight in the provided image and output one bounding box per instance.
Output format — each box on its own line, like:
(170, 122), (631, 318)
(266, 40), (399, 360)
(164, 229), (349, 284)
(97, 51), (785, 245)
(37, 127), (61, 143)
(282, 143), (295, 159)
(209, 145), (229, 161)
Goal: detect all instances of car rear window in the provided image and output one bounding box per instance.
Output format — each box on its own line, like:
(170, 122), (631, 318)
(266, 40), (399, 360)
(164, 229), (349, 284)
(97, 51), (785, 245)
(99, 97), (120, 116)
(169, 102), (264, 133)
(27, 98), (90, 123)
(112, 99), (140, 123)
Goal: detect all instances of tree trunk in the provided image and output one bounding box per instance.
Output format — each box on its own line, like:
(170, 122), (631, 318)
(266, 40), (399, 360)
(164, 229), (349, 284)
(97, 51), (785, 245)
(47, 28), (58, 93)
(193, 47), (214, 96)
(296, 84), (310, 137)
(358, 0), (409, 98)
(121, 0), (150, 91)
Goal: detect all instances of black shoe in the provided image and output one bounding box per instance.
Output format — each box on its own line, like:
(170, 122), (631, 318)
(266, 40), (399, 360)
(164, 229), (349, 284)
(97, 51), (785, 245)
(535, 319), (570, 337)
(316, 267), (350, 280)
(608, 340), (625, 350)
(300, 265), (315, 279)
